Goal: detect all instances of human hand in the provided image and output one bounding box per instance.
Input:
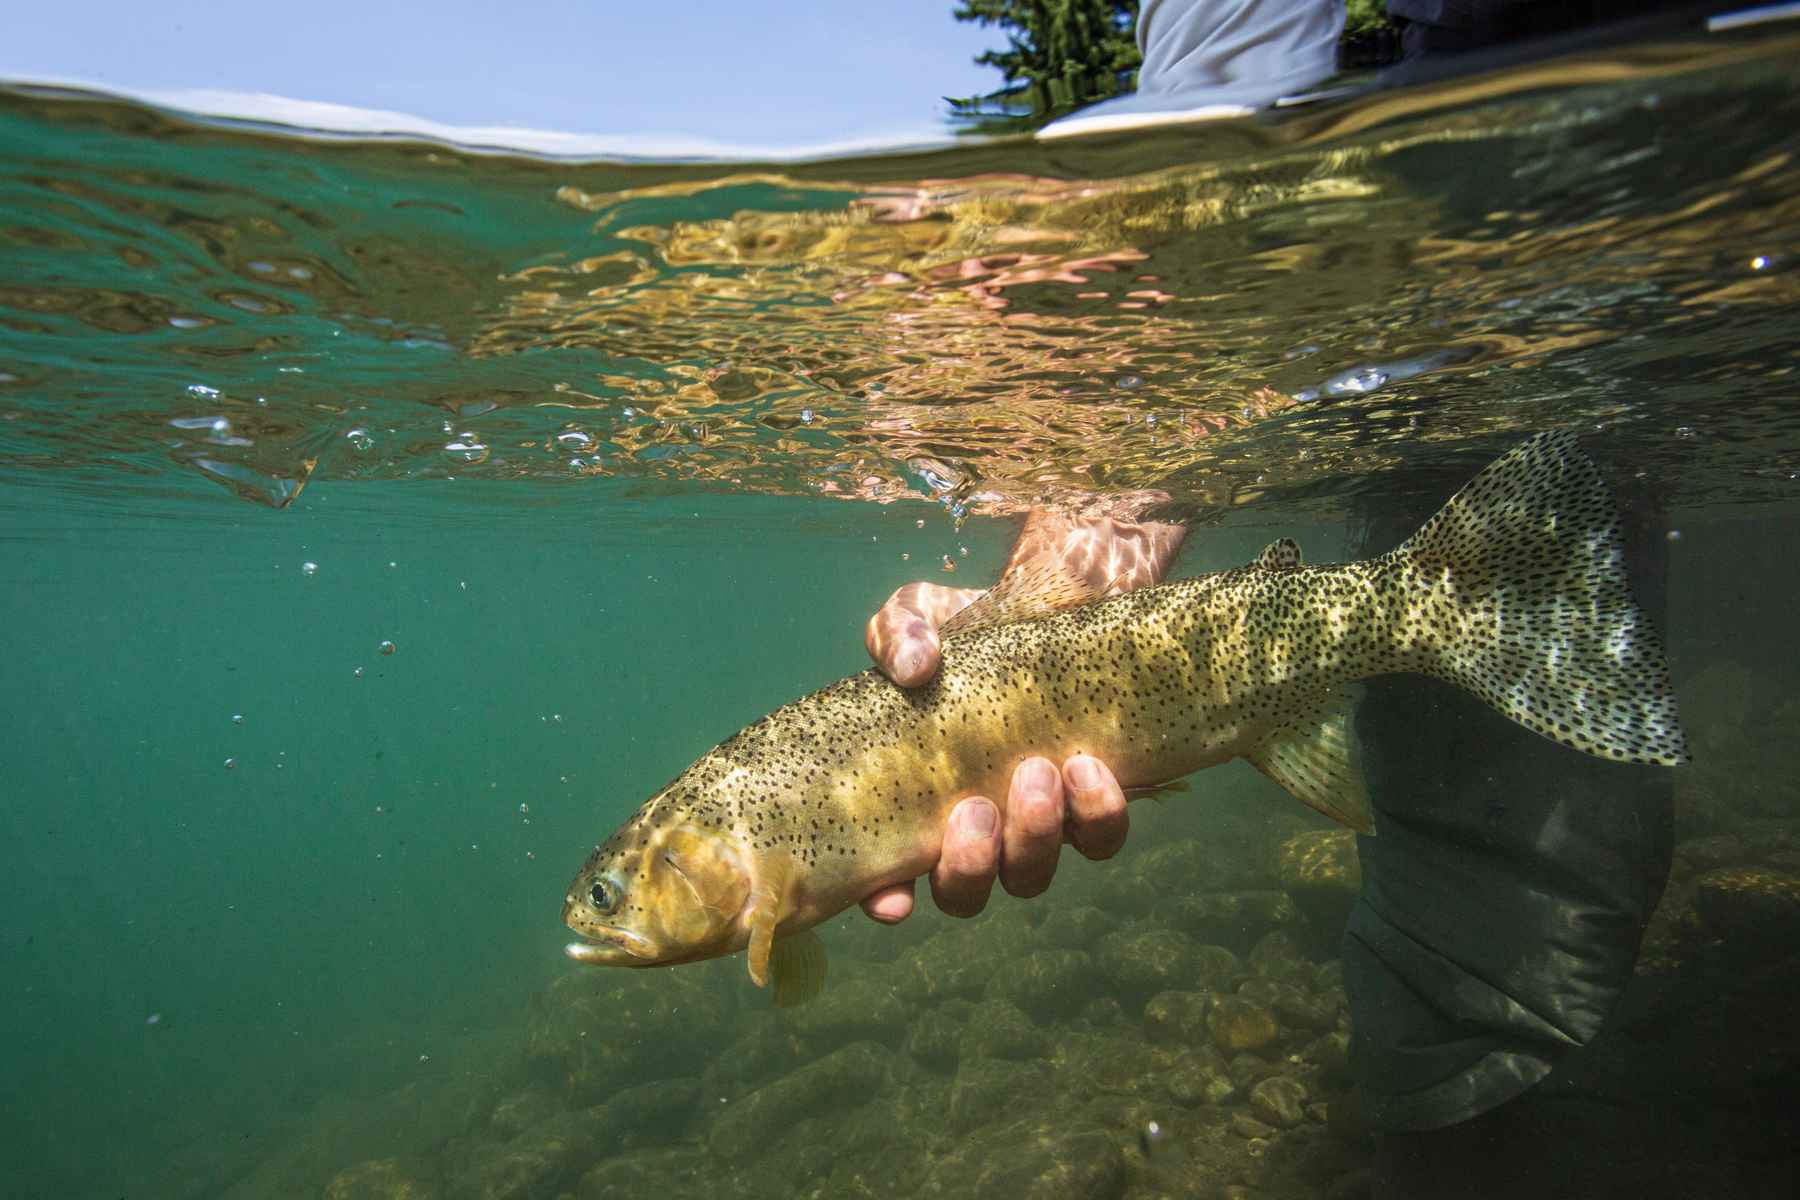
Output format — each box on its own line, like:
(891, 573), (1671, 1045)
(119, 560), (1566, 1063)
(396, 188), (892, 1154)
(858, 506), (1182, 923)
(858, 752), (1130, 923)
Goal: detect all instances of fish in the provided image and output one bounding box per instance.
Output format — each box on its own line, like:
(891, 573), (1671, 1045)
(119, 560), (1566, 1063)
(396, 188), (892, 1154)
(562, 432), (1688, 1004)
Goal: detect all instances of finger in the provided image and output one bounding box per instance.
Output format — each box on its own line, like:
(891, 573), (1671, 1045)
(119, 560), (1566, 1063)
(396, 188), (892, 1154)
(860, 880), (916, 924)
(999, 757), (1065, 898)
(929, 797), (1000, 918)
(1063, 754), (1129, 861)
(865, 607), (939, 688)
(865, 583), (983, 687)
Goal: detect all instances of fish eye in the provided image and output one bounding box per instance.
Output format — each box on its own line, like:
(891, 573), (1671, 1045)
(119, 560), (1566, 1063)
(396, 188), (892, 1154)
(589, 879), (620, 914)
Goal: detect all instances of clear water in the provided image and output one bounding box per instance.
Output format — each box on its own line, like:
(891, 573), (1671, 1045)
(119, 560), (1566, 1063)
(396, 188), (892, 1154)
(2, 26), (1798, 1200)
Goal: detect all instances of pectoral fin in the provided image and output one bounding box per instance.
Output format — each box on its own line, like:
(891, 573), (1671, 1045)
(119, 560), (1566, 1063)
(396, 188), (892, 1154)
(1245, 690), (1375, 834)
(745, 853), (797, 989)
(770, 928), (829, 1008)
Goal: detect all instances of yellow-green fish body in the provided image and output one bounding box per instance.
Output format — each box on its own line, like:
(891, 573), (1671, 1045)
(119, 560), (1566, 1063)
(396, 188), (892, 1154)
(563, 433), (1686, 999)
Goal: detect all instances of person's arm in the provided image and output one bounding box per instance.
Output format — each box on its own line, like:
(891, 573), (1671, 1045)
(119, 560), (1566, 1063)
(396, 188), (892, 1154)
(859, 505), (1184, 923)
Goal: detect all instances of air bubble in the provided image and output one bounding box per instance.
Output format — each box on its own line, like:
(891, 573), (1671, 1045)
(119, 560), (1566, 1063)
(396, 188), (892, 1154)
(232, 713), (244, 725)
(345, 428), (374, 452)
(223, 758), (237, 769)
(301, 561), (318, 576)
(942, 555), (956, 572)
(379, 640), (396, 656)
(444, 436), (488, 463)
(915, 519), (925, 529)
(353, 666), (365, 679)
(800, 408), (814, 424)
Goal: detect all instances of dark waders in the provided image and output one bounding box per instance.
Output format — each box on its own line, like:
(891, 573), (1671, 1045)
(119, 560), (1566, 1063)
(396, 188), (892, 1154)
(1347, 476), (1674, 1199)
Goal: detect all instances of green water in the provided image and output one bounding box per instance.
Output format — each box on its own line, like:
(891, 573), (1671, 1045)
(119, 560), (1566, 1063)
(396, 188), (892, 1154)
(3, 24), (1799, 1200)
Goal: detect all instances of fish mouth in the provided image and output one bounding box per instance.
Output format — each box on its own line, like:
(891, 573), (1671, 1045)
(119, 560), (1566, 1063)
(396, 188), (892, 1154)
(563, 925), (656, 965)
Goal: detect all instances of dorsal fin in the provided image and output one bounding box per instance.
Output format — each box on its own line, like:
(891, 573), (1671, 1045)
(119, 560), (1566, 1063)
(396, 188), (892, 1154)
(938, 558), (1110, 640)
(1254, 538), (1302, 571)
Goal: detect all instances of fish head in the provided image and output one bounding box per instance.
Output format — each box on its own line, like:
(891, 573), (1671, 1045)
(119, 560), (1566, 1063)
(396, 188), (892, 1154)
(562, 818), (751, 970)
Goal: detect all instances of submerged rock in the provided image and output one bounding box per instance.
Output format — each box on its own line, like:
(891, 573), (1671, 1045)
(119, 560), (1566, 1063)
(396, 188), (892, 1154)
(1249, 1075), (1310, 1128)
(324, 1158), (438, 1200)
(1694, 866), (1800, 950)
(961, 998), (1049, 1061)
(1277, 829), (1363, 932)
(1154, 890), (1304, 952)
(706, 1020), (800, 1096)
(984, 948), (1098, 1021)
(1248, 929), (1315, 987)
(1134, 837), (1268, 893)
(575, 1147), (722, 1200)
(917, 1116), (1127, 1200)
(525, 972), (727, 1106)
(602, 1076), (701, 1145)
(907, 999), (973, 1070)
(487, 1089), (559, 1142)
(1079, 996), (1126, 1028)
(1144, 990), (1213, 1046)
(1208, 996), (1280, 1054)
(1232, 1112), (1278, 1140)
(1238, 977), (1339, 1033)
(469, 1111), (601, 1200)
(1092, 870), (1159, 916)
(1306, 1030), (1354, 1086)
(1038, 904), (1120, 950)
(1166, 1047), (1238, 1107)
(1048, 1030), (1164, 1099)
(784, 973), (909, 1047)
(1676, 834), (1749, 873)
(706, 1041), (890, 1162)
(1096, 927), (1206, 1000)
(902, 927), (995, 1002)
(951, 1057), (1053, 1125)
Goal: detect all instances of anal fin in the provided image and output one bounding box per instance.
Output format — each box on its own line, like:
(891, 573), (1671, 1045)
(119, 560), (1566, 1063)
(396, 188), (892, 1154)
(1244, 691), (1375, 834)
(770, 928), (829, 1008)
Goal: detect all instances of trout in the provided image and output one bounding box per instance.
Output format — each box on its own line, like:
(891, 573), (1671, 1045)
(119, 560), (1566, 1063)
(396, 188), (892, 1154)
(562, 432), (1687, 1002)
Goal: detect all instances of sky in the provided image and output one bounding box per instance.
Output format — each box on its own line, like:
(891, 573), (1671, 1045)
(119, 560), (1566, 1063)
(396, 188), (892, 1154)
(0, 0), (1005, 155)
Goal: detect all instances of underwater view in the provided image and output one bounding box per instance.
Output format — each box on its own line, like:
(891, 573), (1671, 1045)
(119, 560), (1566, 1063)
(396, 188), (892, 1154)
(3, 20), (1799, 1200)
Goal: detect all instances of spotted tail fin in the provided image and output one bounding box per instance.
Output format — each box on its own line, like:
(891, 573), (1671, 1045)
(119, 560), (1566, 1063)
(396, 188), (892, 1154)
(1394, 431), (1689, 767)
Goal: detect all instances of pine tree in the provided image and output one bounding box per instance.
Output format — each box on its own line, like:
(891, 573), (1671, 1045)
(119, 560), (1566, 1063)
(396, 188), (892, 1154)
(950, 1), (1142, 124)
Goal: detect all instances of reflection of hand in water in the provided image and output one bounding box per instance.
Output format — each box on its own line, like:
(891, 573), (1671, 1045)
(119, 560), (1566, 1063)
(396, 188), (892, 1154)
(858, 502), (1186, 924)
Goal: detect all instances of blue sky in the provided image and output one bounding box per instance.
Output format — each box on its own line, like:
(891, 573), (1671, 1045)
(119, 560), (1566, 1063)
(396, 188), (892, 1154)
(1, 1), (1005, 152)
